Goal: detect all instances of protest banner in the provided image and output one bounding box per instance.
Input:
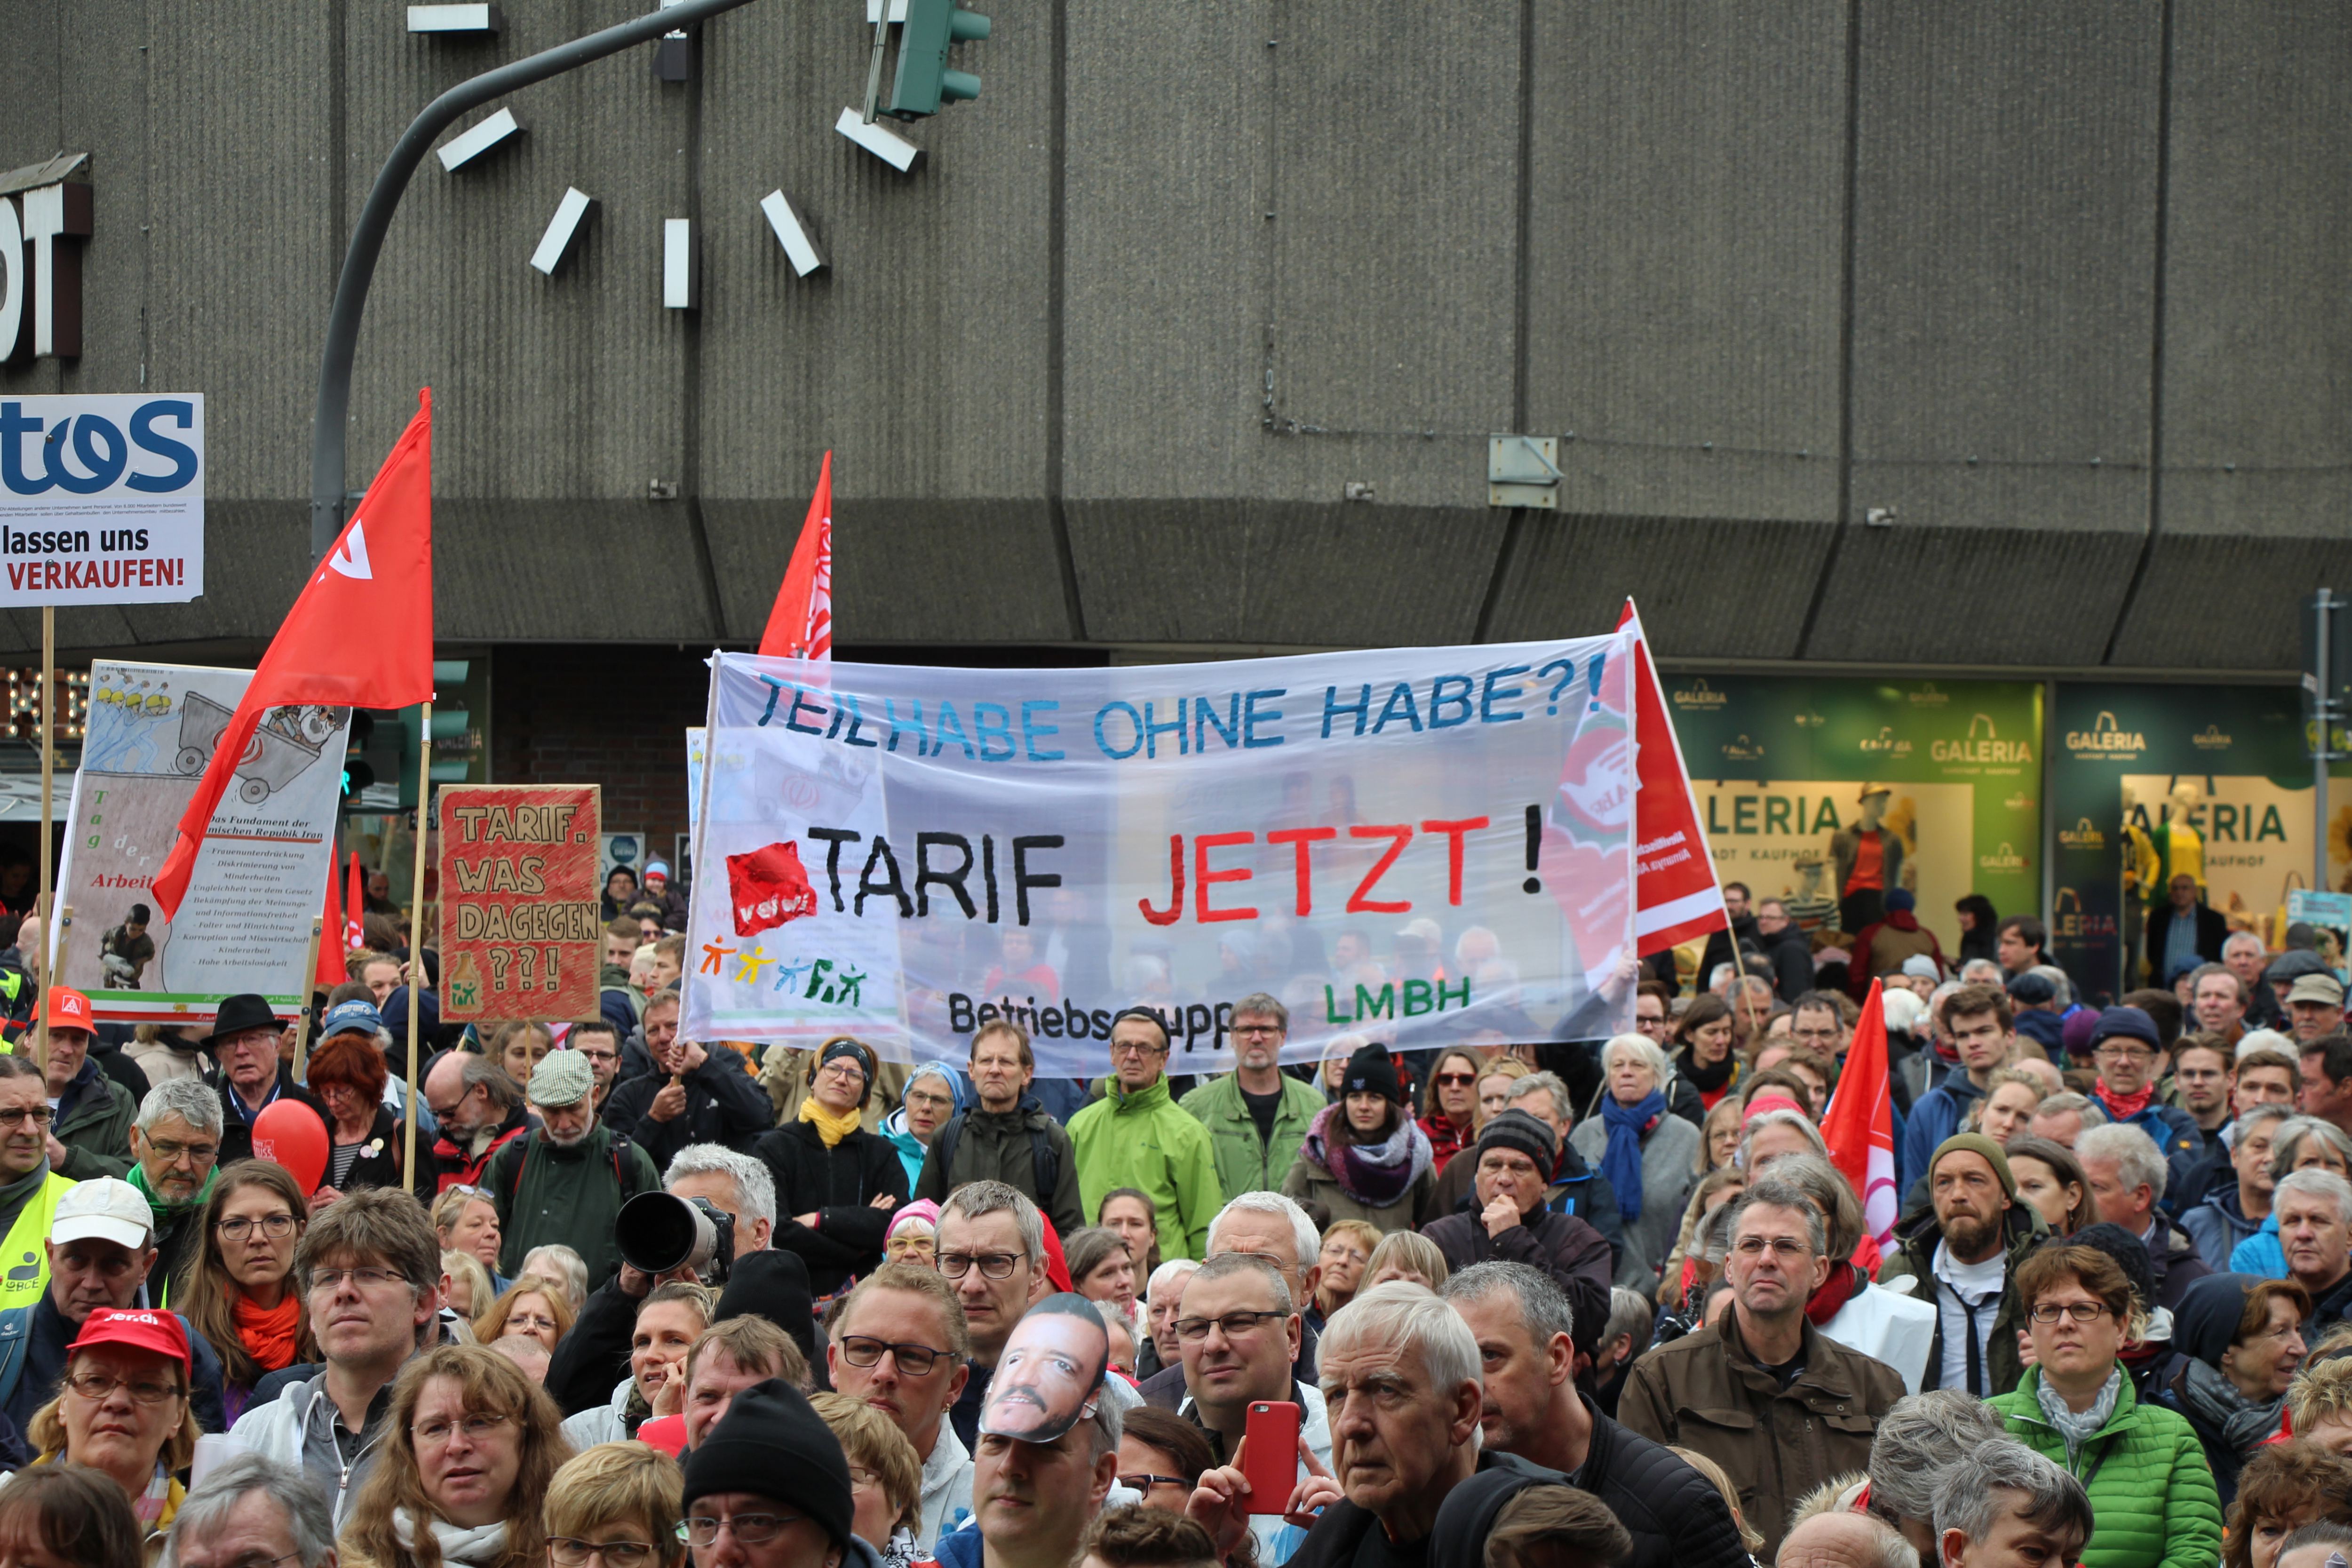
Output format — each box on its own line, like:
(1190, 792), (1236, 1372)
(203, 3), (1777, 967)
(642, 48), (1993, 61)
(438, 783), (602, 1020)
(682, 635), (1639, 1076)
(52, 661), (350, 1021)
(1, 394), (205, 606)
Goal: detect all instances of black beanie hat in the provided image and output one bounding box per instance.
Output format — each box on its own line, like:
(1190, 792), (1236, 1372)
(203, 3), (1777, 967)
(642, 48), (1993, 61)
(1475, 1107), (1557, 1173)
(715, 1248), (817, 1364)
(2173, 1273), (2263, 1367)
(1342, 1045), (1402, 1104)
(2057, 1224), (2157, 1323)
(682, 1378), (853, 1546)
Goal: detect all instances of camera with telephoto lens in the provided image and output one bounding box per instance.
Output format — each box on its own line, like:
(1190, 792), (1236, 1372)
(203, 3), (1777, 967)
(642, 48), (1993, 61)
(614, 1192), (736, 1285)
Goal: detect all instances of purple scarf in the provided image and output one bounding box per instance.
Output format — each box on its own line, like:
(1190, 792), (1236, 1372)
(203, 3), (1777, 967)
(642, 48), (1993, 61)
(1306, 1103), (1433, 1209)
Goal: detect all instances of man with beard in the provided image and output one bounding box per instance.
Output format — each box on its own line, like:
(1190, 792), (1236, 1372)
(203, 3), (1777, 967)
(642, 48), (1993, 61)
(1875, 1133), (2046, 1399)
(482, 1051), (658, 1282)
(421, 1053), (533, 1194)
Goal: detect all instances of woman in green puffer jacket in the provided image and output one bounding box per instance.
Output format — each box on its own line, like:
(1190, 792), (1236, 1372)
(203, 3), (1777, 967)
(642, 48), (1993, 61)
(1988, 1243), (2223, 1568)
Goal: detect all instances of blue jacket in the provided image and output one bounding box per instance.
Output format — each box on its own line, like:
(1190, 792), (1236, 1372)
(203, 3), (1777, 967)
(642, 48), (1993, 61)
(2230, 1214), (2286, 1279)
(1899, 1074), (1985, 1196)
(2089, 1091), (2205, 1212)
(2180, 1186), (2263, 1273)
(0, 1295), (229, 1435)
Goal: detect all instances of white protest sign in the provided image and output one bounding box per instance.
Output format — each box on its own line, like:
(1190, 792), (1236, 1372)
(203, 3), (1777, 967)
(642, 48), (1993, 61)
(1, 394), (203, 605)
(682, 637), (1638, 1076)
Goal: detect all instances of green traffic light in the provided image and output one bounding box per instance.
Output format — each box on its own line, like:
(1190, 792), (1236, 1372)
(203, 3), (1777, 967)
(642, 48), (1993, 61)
(883, 0), (989, 119)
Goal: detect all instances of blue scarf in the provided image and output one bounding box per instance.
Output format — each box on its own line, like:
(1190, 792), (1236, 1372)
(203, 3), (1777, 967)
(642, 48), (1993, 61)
(1599, 1090), (1666, 1223)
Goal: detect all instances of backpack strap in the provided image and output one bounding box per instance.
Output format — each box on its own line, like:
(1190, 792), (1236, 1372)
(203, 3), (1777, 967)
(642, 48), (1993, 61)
(932, 1115), (964, 1188)
(1029, 1126), (1058, 1212)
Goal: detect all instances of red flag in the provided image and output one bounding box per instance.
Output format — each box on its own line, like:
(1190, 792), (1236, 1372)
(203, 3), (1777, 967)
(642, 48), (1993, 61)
(151, 391), (437, 919)
(758, 452), (833, 661)
(344, 851), (366, 952)
(1619, 599), (1728, 952)
(1822, 979), (1899, 1247)
(316, 866), (347, 987)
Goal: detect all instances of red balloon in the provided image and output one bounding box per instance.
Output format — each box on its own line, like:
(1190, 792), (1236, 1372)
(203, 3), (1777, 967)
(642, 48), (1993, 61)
(251, 1102), (330, 1194)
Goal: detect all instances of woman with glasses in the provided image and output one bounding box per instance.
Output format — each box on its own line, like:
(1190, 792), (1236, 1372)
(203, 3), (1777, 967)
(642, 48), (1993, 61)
(172, 1160), (313, 1422)
(750, 1038), (908, 1298)
(543, 1444), (685, 1568)
(809, 1393), (923, 1568)
(341, 1344), (571, 1568)
(1115, 1407), (1214, 1519)
(1415, 1048), (1483, 1176)
(2153, 1274), (2308, 1506)
(1987, 1243), (2224, 1568)
(882, 1202), (938, 1267)
(8, 1307), (199, 1564)
(1306, 1219), (1379, 1334)
(474, 1274), (575, 1355)
(306, 1034), (411, 1204)
(877, 1064), (963, 1194)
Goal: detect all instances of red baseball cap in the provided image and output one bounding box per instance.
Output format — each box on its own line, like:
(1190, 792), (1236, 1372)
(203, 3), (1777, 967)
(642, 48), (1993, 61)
(66, 1307), (192, 1379)
(43, 987), (93, 1034)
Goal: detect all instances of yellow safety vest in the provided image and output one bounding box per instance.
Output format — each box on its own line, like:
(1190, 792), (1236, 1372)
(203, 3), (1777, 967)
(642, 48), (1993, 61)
(0, 1174), (75, 1310)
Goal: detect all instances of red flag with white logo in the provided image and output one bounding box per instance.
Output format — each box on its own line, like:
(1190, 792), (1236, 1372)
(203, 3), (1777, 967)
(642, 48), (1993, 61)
(344, 851), (366, 952)
(151, 391), (437, 919)
(1823, 979), (1899, 1246)
(1618, 599), (1728, 952)
(758, 452), (833, 661)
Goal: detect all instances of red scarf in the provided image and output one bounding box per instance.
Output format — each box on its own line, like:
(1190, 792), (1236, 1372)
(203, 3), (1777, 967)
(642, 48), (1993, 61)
(232, 1291), (303, 1373)
(2098, 1079), (2156, 1122)
(1805, 1259), (1866, 1326)
(1420, 1113), (1471, 1174)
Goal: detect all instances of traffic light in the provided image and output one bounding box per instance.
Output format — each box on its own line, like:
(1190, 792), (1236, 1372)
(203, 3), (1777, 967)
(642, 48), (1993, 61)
(341, 710), (378, 805)
(882, 0), (990, 120)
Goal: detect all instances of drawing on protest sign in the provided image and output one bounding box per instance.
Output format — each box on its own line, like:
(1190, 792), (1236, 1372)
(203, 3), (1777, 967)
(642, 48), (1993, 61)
(682, 637), (1639, 1075)
(2, 395), (204, 605)
(53, 661), (349, 1020)
(438, 784), (602, 1019)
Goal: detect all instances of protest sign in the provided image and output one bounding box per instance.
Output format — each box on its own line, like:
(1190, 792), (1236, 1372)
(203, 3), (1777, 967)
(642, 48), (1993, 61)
(438, 784), (602, 1020)
(682, 636), (1638, 1075)
(2, 394), (204, 605)
(53, 661), (349, 1020)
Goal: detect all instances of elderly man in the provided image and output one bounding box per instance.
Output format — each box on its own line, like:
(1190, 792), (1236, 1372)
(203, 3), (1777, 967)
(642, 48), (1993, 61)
(2074, 1122), (2209, 1312)
(1774, 1512), (1916, 1568)
(2274, 1168), (2352, 1329)
(1810, 1390), (2009, 1561)
(0, 1054), (76, 1312)
(484, 1049), (658, 1281)
(665, 1144), (777, 1255)
(1620, 1177), (1905, 1562)
(683, 1379), (866, 1568)
(1423, 1072), (1621, 1249)
(229, 1188), (444, 1523)
(603, 991), (771, 1164)
(1139, 1258), (1198, 1381)
(167, 1453), (339, 1568)
(2083, 1007), (2202, 1177)
(421, 1053), (533, 1194)
(2291, 975), (2348, 1046)
(0, 1173), (230, 1434)
(939, 1180), (1051, 1449)
(828, 1262), (975, 1545)
(1442, 1262), (1746, 1568)
(2025, 1092), (2104, 1149)
(36, 986), (135, 1178)
(1930, 1439), (2092, 1568)
(1421, 1110), (1612, 1356)
(127, 1077), (226, 1301)
(1140, 1193), (1322, 1409)
(206, 994), (327, 1168)
(2184, 1102), (2294, 1270)
(2189, 965), (2249, 1045)
(1876, 1134), (2044, 1399)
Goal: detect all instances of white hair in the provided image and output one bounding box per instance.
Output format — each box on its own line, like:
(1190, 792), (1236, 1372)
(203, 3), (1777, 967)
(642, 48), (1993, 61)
(1598, 1032), (1672, 1090)
(1146, 1258), (1199, 1305)
(170, 1455), (336, 1568)
(2276, 1168), (2352, 1228)
(664, 1144), (778, 1231)
(1319, 1280), (1479, 1397)
(137, 1076), (225, 1138)
(2240, 1027), (2299, 1062)
(2074, 1122), (2168, 1204)
(2225, 930), (2268, 958)
(1736, 1107), (1828, 1169)
(2026, 964), (2073, 1009)
(1208, 1191), (1319, 1270)
(1881, 988), (1928, 1035)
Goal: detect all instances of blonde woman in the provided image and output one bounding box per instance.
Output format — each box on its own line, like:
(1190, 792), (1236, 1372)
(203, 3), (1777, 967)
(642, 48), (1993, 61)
(1697, 1096), (1744, 1175)
(1361, 1230), (1450, 1291)
(472, 1273), (574, 1353)
(543, 1443), (685, 1568)
(440, 1251), (493, 1321)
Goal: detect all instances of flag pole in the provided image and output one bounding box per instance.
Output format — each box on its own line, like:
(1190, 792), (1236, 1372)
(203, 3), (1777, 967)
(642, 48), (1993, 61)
(403, 704), (432, 1182)
(33, 608), (53, 1077)
(293, 916), (324, 1085)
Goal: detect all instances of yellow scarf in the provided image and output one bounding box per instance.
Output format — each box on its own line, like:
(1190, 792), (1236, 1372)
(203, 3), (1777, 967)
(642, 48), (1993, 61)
(799, 1096), (862, 1147)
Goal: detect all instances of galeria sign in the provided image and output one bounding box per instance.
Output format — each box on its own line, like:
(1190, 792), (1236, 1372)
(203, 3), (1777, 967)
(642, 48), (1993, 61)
(0, 394), (204, 605)
(683, 636), (1639, 1075)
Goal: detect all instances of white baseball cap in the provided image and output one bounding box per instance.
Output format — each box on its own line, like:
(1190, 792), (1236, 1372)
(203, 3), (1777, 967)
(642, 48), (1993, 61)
(51, 1177), (153, 1251)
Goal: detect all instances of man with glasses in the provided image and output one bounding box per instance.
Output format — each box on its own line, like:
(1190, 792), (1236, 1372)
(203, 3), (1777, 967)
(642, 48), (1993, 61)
(229, 1187), (445, 1524)
(1138, 1192), (1323, 1415)
(421, 1054), (533, 1195)
(604, 997), (773, 1167)
(914, 1022), (1083, 1235)
(2084, 1007), (2203, 1181)
(829, 1262), (975, 1545)
(1632, 983), (1674, 1047)
(1619, 1177), (1903, 1563)
(126, 1078), (226, 1304)
(0, 1054), (76, 1312)
(569, 1019), (631, 1115)
(0, 1174), (230, 1437)
(205, 994), (328, 1168)
(1898, 984), (2017, 1194)
(682, 1378), (862, 1568)
(1752, 899), (1813, 1002)
(936, 1181), (1050, 1450)
(167, 1452), (339, 1568)
(37, 986), (136, 1180)
(1066, 1010), (1223, 1264)
(1179, 994), (1324, 1208)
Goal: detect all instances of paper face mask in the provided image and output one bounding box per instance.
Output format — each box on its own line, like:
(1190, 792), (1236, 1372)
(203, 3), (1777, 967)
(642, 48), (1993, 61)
(979, 1292), (1110, 1442)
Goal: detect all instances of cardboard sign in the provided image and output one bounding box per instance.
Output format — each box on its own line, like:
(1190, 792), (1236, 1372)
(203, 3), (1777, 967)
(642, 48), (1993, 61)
(438, 784), (602, 1020)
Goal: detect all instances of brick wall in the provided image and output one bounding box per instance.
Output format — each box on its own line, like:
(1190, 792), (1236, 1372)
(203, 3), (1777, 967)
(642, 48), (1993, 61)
(488, 644), (710, 852)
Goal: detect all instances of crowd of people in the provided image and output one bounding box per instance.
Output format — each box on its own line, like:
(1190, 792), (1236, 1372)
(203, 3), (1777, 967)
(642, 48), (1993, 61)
(0, 879), (2347, 1568)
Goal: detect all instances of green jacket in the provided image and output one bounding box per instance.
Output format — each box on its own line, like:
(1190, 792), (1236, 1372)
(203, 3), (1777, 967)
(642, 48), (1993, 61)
(1067, 1077), (1224, 1262)
(1179, 1072), (1324, 1201)
(486, 1123), (659, 1283)
(52, 1066), (135, 1181)
(1988, 1367), (2222, 1568)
